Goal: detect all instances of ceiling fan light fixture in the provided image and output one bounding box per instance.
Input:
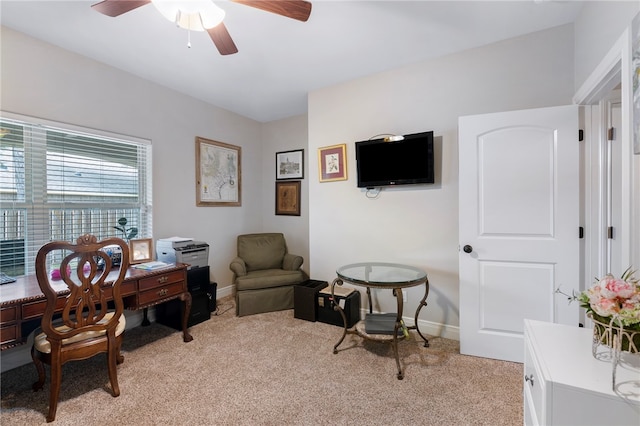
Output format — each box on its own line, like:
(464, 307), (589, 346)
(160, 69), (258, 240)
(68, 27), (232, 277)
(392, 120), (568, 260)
(151, 0), (225, 31)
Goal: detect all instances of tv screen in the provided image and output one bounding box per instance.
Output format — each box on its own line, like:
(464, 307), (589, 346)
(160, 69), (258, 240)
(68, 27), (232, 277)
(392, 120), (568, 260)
(355, 131), (434, 188)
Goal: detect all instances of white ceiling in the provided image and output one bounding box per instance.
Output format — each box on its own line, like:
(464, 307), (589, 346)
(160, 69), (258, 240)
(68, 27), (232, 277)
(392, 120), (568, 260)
(1, 0), (585, 122)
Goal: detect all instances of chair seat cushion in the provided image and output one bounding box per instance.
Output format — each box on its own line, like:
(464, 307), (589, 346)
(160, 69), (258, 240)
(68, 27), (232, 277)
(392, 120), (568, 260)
(235, 269), (306, 291)
(34, 312), (126, 354)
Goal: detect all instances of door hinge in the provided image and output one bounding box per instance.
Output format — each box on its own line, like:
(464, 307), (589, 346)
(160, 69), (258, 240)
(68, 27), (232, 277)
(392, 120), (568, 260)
(579, 227), (584, 239)
(578, 129), (584, 142)
(608, 226), (614, 239)
(608, 127), (615, 141)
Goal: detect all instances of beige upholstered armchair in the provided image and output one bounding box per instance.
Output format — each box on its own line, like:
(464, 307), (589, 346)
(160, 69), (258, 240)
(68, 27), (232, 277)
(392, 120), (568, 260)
(230, 233), (307, 316)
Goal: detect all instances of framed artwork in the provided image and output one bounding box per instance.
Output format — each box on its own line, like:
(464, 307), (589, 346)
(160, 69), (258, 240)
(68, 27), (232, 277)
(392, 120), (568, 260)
(129, 238), (153, 264)
(633, 11), (640, 154)
(275, 181), (301, 216)
(276, 149), (304, 180)
(195, 136), (241, 206)
(318, 144), (347, 182)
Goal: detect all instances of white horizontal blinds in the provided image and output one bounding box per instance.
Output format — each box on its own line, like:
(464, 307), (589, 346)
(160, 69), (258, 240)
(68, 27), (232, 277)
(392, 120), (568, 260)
(0, 115), (152, 276)
(0, 121), (26, 275)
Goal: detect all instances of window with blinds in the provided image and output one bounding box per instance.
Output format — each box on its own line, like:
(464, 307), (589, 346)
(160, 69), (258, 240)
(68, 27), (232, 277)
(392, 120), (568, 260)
(0, 114), (152, 277)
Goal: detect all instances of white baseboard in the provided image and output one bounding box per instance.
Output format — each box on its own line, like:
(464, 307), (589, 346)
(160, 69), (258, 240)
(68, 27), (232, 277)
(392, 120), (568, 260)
(416, 317), (460, 341)
(216, 284), (233, 299)
(362, 309), (460, 341)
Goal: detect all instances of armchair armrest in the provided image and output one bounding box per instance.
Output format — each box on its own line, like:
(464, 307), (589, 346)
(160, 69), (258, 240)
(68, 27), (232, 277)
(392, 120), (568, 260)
(230, 257), (247, 276)
(282, 253), (303, 271)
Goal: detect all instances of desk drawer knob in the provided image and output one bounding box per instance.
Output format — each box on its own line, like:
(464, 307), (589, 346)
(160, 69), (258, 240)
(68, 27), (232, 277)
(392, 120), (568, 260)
(524, 374), (534, 387)
(158, 276), (168, 284)
(157, 288), (168, 297)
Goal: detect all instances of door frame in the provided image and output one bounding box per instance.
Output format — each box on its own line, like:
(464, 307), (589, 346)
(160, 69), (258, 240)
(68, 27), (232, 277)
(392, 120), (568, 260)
(573, 27), (635, 298)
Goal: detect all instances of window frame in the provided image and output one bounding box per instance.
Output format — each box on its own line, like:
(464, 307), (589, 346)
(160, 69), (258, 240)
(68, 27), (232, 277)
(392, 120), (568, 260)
(0, 112), (153, 276)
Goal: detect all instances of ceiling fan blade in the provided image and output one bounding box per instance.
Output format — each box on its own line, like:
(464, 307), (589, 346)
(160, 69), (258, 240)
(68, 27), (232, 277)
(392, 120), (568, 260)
(207, 23), (239, 56)
(91, 0), (151, 17)
(232, 0), (312, 22)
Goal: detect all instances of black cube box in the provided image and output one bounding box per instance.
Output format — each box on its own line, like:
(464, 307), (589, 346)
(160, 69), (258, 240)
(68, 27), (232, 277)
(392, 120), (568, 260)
(156, 289), (210, 329)
(156, 267), (216, 330)
(294, 279), (328, 321)
(317, 290), (361, 328)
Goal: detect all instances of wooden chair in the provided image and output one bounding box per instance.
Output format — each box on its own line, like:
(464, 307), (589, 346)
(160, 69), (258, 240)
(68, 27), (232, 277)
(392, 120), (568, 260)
(31, 234), (130, 422)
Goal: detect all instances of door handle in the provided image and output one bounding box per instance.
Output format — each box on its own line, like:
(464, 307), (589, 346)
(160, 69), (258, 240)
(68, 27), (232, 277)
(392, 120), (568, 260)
(463, 245), (473, 253)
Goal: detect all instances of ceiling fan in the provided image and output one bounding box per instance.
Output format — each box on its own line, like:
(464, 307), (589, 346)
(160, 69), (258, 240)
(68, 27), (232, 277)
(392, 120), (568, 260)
(91, 0), (312, 55)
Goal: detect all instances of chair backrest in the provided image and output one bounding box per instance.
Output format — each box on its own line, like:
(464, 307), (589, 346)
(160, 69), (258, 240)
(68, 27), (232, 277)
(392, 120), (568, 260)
(35, 234), (130, 343)
(237, 233), (287, 272)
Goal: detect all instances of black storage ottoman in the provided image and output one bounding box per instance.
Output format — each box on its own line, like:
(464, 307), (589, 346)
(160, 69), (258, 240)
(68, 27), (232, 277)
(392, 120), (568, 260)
(294, 279), (328, 321)
(317, 289), (361, 328)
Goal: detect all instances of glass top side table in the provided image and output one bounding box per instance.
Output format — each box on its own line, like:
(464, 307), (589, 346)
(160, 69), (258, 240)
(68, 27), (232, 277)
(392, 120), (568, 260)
(337, 262), (427, 288)
(330, 262), (430, 380)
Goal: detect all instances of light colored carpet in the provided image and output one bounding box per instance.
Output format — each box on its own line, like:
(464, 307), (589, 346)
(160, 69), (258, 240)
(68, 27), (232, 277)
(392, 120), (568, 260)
(1, 298), (523, 425)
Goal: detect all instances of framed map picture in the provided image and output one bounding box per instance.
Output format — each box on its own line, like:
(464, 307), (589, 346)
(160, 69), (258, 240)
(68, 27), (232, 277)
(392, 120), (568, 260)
(196, 137), (241, 206)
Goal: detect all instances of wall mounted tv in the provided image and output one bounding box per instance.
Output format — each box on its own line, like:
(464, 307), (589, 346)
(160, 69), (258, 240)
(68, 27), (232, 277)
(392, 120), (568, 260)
(355, 131), (434, 189)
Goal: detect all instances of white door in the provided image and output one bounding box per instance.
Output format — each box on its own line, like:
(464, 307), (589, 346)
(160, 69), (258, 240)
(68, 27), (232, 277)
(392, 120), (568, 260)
(459, 105), (580, 362)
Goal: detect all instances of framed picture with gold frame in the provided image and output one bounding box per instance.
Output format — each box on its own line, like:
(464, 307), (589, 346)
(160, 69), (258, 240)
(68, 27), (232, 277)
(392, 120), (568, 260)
(129, 238), (153, 264)
(275, 181), (301, 216)
(195, 136), (241, 206)
(318, 144), (347, 182)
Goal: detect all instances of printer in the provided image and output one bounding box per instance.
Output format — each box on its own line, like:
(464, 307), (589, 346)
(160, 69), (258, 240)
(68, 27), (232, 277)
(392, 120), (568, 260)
(156, 238), (209, 269)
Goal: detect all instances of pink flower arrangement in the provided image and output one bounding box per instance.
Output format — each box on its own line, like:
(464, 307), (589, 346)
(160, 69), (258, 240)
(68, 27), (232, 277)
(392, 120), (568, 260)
(578, 267), (640, 328)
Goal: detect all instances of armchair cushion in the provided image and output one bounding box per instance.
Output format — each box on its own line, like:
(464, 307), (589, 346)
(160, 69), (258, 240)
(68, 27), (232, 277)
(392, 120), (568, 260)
(238, 233), (286, 272)
(235, 269), (305, 291)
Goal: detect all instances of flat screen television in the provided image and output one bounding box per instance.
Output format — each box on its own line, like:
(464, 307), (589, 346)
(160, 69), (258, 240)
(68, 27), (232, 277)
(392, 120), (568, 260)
(355, 131), (434, 188)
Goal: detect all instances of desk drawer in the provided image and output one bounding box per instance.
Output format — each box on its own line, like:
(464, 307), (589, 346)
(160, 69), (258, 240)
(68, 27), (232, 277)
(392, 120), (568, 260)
(102, 281), (137, 299)
(138, 270), (184, 292)
(138, 282), (185, 306)
(1, 324), (18, 344)
(1, 306), (17, 323)
(23, 298), (66, 320)
(22, 282), (136, 320)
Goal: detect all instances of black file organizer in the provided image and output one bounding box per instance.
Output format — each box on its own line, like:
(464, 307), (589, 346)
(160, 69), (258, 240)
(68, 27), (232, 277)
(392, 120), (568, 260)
(156, 266), (216, 329)
(294, 279), (328, 322)
(317, 289), (361, 328)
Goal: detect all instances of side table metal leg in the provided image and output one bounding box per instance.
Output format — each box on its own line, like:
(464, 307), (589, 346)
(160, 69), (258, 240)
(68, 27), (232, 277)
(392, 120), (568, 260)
(394, 288), (404, 379)
(331, 278), (348, 354)
(413, 279), (430, 347)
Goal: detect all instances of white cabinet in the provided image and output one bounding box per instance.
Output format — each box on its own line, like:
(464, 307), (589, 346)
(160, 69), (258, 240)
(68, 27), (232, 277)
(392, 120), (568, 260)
(523, 320), (640, 426)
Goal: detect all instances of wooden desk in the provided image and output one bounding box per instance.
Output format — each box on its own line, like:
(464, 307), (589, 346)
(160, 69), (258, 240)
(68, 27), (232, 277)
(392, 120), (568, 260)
(0, 264), (193, 351)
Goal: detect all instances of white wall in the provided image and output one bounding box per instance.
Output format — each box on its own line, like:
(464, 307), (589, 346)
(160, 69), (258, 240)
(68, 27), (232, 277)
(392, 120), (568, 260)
(307, 24), (575, 338)
(0, 27), (265, 295)
(261, 115), (310, 274)
(574, 1), (640, 92)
